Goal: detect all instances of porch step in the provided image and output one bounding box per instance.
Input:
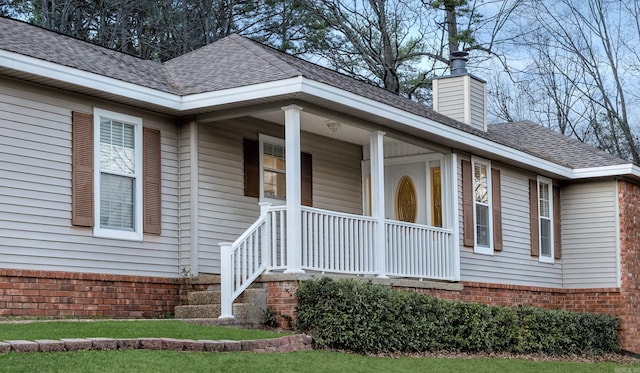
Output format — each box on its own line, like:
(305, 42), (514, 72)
(187, 288), (265, 306)
(175, 288), (266, 327)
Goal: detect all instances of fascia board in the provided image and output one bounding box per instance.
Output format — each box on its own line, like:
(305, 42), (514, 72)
(571, 164), (640, 179)
(0, 50), (182, 109)
(298, 78), (574, 179)
(179, 77), (304, 110)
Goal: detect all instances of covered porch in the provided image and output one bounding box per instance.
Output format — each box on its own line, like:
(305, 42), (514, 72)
(216, 104), (460, 319)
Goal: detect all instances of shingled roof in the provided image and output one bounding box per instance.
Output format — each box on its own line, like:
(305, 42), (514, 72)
(488, 121), (627, 169)
(0, 17), (179, 94)
(0, 16), (630, 171)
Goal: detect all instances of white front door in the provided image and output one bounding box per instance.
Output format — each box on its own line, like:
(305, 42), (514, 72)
(385, 162), (428, 225)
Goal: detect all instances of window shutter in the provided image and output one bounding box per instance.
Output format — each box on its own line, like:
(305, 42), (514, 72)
(72, 111), (94, 227)
(529, 179), (539, 257)
(461, 159), (474, 247)
(243, 138), (260, 198)
(553, 185), (561, 259)
(143, 128), (162, 234)
(301, 152), (313, 206)
(492, 168), (503, 251)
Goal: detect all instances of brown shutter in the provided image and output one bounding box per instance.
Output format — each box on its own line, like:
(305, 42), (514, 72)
(461, 159), (474, 247)
(143, 128), (162, 234)
(529, 179), (539, 257)
(72, 111), (94, 227)
(243, 138), (260, 198)
(301, 152), (313, 207)
(553, 185), (561, 259)
(492, 168), (503, 251)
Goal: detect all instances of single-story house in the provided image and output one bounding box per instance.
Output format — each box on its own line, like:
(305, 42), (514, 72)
(1, 16), (639, 352)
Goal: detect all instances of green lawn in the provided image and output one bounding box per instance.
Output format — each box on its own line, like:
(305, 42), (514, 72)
(0, 320), (284, 340)
(0, 320), (637, 373)
(0, 350), (636, 373)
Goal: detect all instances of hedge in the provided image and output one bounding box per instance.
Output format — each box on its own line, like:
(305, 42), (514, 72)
(295, 278), (619, 355)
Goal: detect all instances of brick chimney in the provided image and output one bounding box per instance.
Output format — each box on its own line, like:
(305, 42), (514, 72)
(432, 51), (487, 132)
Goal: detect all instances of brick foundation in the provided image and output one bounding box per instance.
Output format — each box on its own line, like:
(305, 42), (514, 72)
(0, 269), (184, 318)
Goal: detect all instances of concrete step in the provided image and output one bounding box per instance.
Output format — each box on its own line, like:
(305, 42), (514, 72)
(176, 288), (267, 326)
(187, 288), (266, 306)
(174, 303), (264, 325)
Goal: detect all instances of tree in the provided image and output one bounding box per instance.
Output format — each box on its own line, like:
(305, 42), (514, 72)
(249, 0), (329, 54)
(493, 0), (640, 164)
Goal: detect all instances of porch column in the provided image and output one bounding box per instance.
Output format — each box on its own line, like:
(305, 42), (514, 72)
(370, 130), (387, 278)
(443, 153), (461, 281)
(283, 104), (304, 274)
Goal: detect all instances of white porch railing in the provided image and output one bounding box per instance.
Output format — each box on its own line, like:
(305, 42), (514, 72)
(220, 205), (456, 319)
(385, 220), (454, 280)
(301, 207), (377, 275)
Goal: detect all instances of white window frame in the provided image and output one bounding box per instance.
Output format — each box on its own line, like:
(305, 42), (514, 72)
(259, 134), (286, 205)
(93, 108), (143, 241)
(472, 156), (493, 255)
(537, 176), (554, 263)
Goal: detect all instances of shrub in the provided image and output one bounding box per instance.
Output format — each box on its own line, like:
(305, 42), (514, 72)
(295, 278), (619, 355)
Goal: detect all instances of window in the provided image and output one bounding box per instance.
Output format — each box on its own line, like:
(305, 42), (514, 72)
(472, 157), (492, 254)
(261, 137), (286, 200)
(462, 158), (501, 253)
(243, 135), (312, 206)
(538, 177), (554, 262)
(93, 108), (143, 240)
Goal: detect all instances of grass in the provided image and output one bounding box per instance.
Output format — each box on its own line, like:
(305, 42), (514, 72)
(0, 320), (284, 341)
(0, 350), (637, 373)
(0, 320), (637, 372)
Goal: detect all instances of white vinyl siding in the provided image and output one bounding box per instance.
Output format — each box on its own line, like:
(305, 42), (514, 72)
(469, 78), (486, 130)
(362, 142), (435, 160)
(561, 181), (619, 288)
(0, 78), (180, 277)
(196, 117), (363, 274)
(433, 76), (466, 122)
(459, 164), (563, 288)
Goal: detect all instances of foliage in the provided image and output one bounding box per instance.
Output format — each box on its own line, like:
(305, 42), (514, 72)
(262, 308), (279, 328)
(296, 278), (620, 355)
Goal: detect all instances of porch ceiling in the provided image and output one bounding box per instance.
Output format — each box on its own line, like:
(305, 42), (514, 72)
(252, 110), (378, 146)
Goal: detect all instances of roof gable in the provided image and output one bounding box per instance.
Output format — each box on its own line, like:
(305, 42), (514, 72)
(163, 34), (302, 94)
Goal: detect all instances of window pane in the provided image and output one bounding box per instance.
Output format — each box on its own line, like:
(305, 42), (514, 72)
(264, 170), (286, 199)
(474, 163), (488, 203)
(263, 143), (285, 171)
(476, 204), (489, 247)
(540, 218), (552, 257)
(100, 119), (135, 175)
(100, 173), (135, 230)
(263, 141), (286, 199)
(263, 154), (275, 169)
(539, 182), (550, 218)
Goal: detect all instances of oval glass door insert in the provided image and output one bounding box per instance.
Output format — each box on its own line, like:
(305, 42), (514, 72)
(396, 176), (417, 223)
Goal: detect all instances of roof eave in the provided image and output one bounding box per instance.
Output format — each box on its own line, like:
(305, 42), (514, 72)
(0, 49), (182, 110)
(2, 48), (636, 181)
